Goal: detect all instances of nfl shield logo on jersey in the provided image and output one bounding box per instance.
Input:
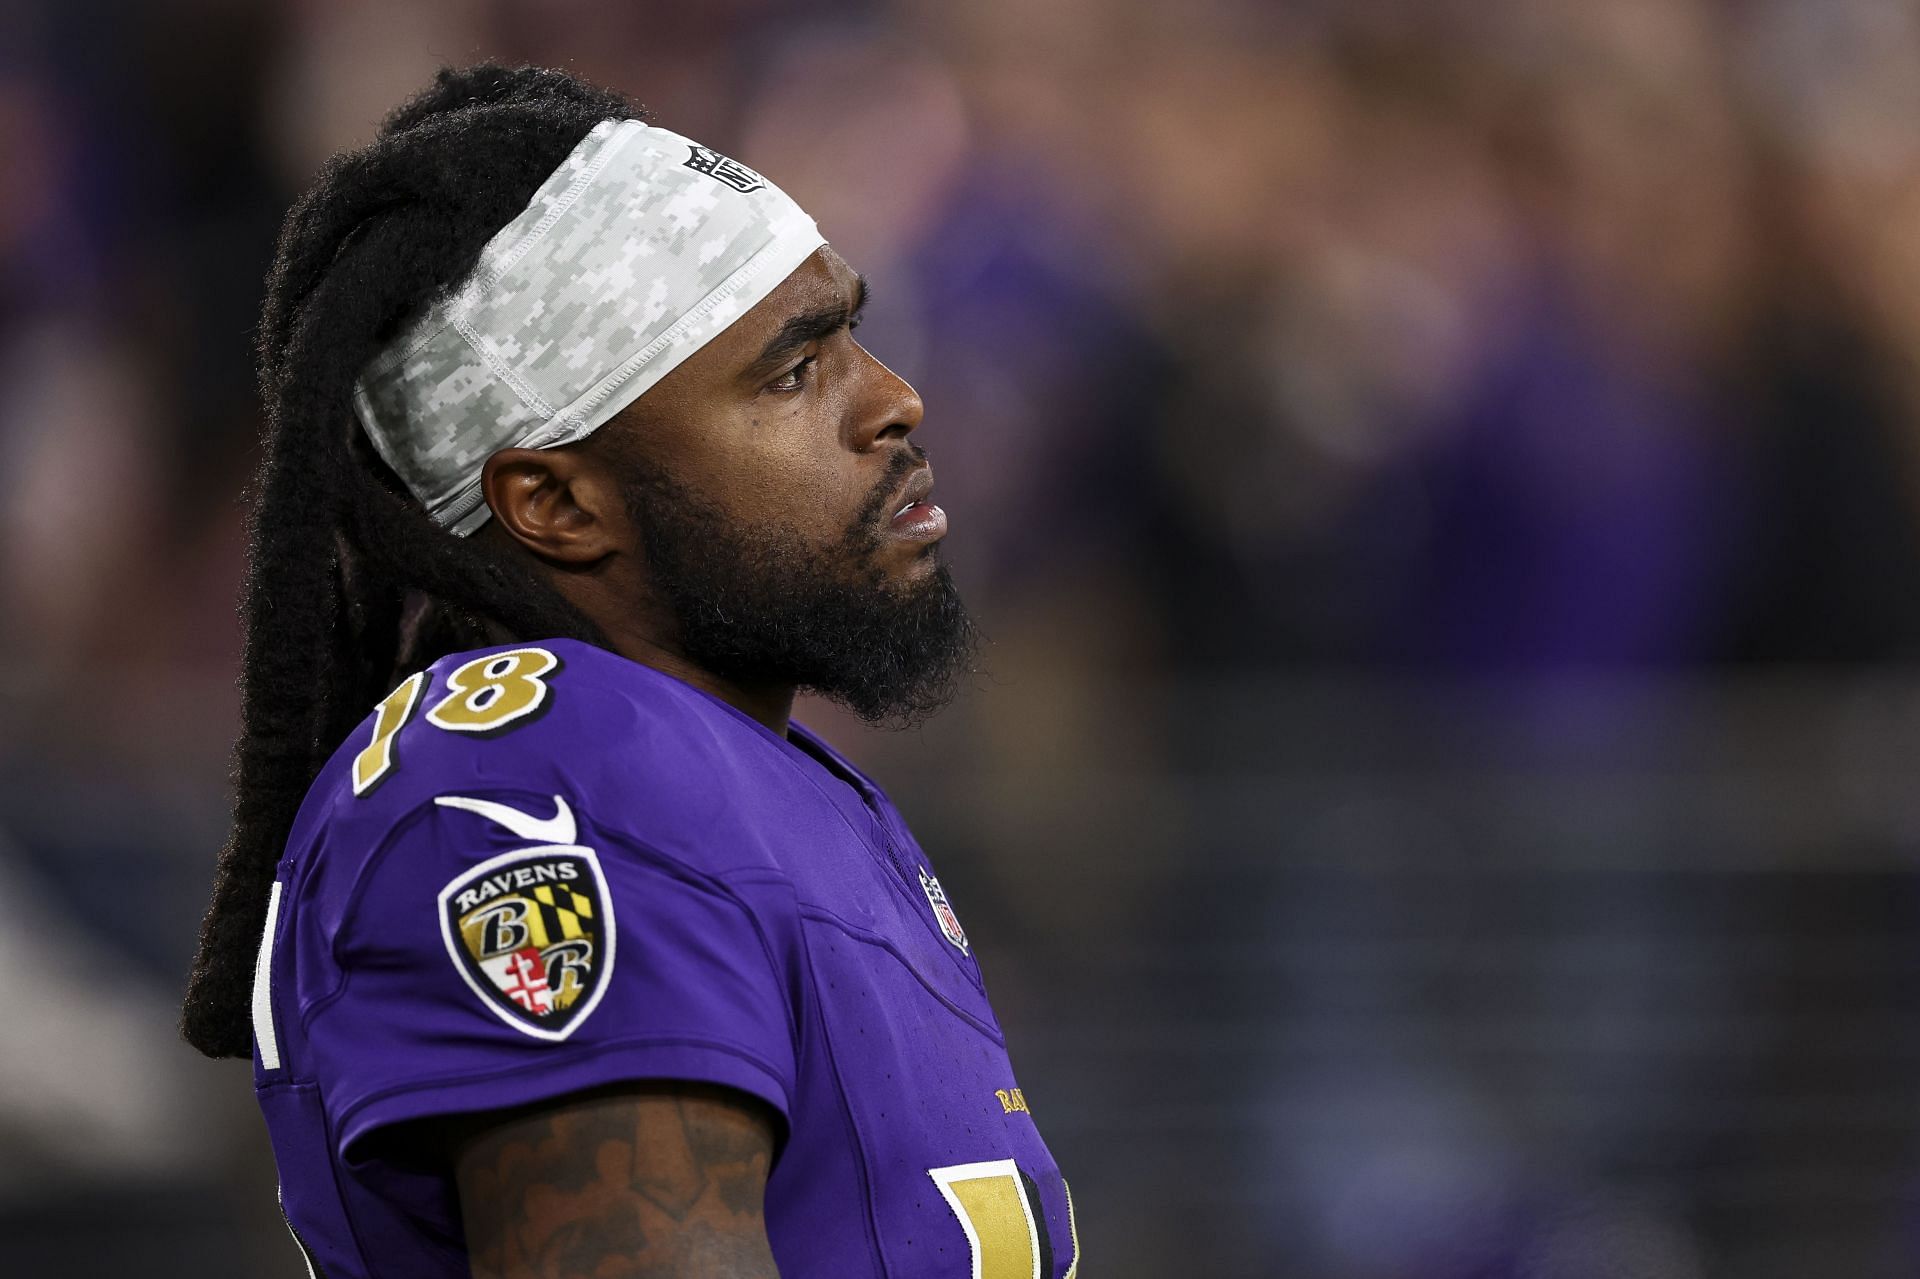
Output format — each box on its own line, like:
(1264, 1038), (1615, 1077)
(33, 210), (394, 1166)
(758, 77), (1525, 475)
(438, 846), (615, 1041)
(918, 866), (969, 954)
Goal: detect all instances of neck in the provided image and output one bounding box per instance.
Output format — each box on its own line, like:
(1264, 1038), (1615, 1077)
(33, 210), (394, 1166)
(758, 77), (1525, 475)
(492, 532), (798, 734)
(609, 630), (796, 736)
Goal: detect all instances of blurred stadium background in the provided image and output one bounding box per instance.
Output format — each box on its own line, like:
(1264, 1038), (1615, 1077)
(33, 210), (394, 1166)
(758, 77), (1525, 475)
(7, 0), (1920, 1275)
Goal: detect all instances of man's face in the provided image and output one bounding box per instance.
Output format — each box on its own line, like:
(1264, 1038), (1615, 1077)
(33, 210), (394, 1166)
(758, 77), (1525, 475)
(592, 246), (976, 723)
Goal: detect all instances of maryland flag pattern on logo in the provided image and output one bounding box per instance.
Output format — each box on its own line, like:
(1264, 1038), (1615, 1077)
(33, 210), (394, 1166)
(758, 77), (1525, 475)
(438, 846), (614, 1041)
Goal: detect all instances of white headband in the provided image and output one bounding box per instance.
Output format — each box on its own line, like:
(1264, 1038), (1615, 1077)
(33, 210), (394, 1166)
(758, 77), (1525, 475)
(352, 118), (826, 534)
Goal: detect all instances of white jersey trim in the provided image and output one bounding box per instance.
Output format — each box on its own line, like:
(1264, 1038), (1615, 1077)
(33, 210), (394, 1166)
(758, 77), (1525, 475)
(252, 880), (283, 1070)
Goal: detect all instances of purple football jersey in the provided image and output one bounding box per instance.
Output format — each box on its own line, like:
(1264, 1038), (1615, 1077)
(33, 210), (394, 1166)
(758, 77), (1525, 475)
(250, 639), (1078, 1277)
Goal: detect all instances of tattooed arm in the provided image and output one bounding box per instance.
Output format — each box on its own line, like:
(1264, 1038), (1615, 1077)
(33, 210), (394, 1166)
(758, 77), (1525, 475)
(452, 1082), (782, 1279)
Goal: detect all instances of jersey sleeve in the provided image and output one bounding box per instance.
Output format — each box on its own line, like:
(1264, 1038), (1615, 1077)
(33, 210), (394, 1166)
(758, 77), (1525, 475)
(303, 787), (798, 1162)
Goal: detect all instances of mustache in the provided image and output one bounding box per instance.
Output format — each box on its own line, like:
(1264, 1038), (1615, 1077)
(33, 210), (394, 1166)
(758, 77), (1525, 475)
(854, 445), (930, 528)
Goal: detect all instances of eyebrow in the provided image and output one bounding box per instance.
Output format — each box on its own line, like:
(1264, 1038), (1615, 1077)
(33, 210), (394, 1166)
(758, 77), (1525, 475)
(747, 274), (869, 375)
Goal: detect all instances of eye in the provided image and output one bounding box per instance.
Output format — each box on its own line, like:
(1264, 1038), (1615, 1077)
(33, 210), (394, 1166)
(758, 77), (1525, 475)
(766, 353), (818, 394)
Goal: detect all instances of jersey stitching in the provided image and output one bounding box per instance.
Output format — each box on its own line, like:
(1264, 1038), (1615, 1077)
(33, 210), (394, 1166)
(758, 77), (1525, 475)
(748, 723), (989, 984)
(797, 904), (1005, 1045)
(313, 1081), (383, 1279)
(717, 872), (805, 1062)
(795, 913), (890, 1278)
(787, 723), (988, 989)
(332, 1032), (795, 1139)
(299, 965), (353, 1037)
(714, 868), (794, 887)
(326, 796), (444, 984)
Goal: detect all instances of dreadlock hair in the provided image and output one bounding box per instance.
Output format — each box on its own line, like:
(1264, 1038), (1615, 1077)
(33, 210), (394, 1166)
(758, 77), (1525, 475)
(182, 64), (637, 1059)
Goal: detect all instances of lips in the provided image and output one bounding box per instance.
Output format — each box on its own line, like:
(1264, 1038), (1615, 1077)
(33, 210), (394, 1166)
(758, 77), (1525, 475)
(886, 466), (947, 543)
(890, 467), (934, 519)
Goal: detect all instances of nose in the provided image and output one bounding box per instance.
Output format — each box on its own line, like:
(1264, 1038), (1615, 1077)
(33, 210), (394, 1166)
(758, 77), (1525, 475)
(852, 348), (924, 449)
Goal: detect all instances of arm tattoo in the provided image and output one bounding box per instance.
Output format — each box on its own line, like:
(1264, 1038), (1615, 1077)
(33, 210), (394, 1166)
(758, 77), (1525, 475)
(455, 1084), (781, 1279)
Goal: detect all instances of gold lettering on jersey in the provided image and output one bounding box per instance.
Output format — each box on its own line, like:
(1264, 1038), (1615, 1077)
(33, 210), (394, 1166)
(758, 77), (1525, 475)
(995, 1088), (1030, 1115)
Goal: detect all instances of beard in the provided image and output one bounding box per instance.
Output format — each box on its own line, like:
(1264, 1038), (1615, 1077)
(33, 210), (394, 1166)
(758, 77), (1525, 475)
(617, 449), (978, 727)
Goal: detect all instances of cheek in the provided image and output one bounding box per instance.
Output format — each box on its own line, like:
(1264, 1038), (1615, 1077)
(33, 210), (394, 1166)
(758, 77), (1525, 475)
(668, 412), (864, 537)
(725, 410), (868, 524)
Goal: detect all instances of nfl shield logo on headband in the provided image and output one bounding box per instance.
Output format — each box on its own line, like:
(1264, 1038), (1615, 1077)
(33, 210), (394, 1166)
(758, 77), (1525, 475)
(683, 145), (766, 194)
(352, 119), (825, 535)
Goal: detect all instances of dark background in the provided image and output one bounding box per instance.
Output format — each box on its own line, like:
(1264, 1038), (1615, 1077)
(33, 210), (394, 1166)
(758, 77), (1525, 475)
(6, 0), (1920, 1275)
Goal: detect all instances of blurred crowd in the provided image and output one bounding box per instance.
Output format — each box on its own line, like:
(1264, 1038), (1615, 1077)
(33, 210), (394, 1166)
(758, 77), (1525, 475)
(7, 0), (1920, 1275)
(11, 0), (1920, 700)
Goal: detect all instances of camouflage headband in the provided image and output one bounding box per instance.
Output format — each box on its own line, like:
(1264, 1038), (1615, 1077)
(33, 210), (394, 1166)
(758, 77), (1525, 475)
(352, 118), (825, 534)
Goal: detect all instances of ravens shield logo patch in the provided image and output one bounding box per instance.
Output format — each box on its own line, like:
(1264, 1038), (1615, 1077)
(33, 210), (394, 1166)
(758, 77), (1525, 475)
(438, 846), (614, 1041)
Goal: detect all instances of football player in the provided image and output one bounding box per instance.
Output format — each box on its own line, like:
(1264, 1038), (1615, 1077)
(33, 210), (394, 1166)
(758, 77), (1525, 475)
(181, 64), (1077, 1278)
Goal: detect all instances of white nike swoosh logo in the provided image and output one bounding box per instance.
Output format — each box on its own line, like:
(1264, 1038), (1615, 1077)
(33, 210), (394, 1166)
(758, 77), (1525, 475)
(434, 793), (577, 846)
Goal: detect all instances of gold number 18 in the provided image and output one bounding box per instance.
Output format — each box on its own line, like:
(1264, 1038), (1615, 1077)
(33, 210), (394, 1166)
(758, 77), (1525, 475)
(351, 647), (561, 796)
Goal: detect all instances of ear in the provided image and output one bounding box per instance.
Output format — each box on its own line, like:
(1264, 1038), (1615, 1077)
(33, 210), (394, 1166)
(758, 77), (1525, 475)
(479, 446), (627, 566)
